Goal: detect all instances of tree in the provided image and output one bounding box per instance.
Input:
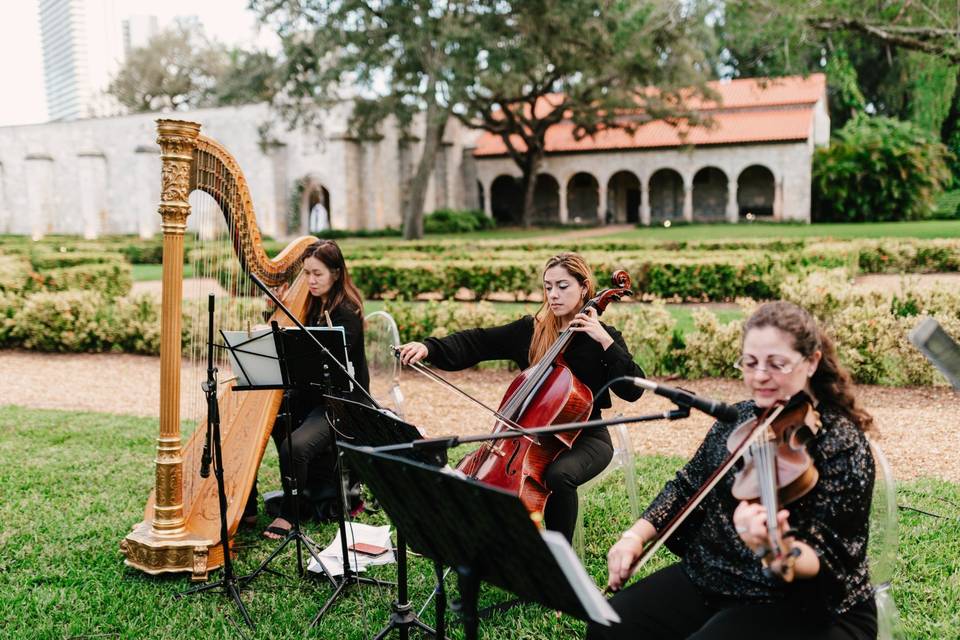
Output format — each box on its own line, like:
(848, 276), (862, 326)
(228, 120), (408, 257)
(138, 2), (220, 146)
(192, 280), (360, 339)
(454, 0), (713, 227)
(108, 18), (228, 112)
(252, 0), (480, 240)
(716, 1), (960, 164)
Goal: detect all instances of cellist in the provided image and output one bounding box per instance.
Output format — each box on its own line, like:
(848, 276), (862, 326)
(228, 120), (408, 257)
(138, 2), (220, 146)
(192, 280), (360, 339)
(589, 301), (877, 640)
(397, 252), (646, 540)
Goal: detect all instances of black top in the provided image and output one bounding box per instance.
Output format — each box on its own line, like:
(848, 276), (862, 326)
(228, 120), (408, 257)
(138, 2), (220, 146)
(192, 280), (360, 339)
(641, 400), (875, 619)
(305, 301), (370, 403)
(423, 315), (646, 421)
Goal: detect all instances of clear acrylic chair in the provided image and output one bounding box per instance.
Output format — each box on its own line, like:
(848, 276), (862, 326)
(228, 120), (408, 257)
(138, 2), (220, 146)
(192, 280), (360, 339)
(573, 420), (640, 559)
(363, 310), (405, 418)
(867, 436), (905, 640)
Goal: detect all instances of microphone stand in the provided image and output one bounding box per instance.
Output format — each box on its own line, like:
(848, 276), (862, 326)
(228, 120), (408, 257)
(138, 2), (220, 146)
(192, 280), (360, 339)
(178, 294), (254, 631)
(373, 407), (691, 459)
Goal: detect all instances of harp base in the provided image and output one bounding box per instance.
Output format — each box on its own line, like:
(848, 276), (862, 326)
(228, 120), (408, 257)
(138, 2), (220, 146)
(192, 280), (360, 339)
(120, 521), (218, 582)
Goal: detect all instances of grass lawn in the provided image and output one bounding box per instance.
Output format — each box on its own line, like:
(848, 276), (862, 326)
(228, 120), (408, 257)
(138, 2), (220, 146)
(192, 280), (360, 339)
(591, 219), (960, 242)
(0, 405), (956, 639)
(132, 263), (194, 281)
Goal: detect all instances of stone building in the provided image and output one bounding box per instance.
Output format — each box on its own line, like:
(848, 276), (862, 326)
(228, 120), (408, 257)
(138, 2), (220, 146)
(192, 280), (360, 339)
(473, 74), (830, 225)
(0, 74), (827, 239)
(0, 102), (478, 239)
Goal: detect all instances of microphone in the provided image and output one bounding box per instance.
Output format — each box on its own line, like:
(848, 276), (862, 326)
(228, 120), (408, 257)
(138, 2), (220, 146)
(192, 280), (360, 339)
(630, 377), (740, 423)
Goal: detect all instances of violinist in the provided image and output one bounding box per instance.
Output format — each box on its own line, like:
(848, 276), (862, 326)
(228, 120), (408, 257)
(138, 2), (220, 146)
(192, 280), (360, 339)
(261, 239), (370, 539)
(589, 301), (876, 640)
(397, 252), (646, 540)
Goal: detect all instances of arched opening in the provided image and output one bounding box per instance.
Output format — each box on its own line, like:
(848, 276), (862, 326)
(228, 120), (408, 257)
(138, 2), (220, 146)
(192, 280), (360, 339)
(491, 174), (523, 225)
(648, 168), (684, 222)
(567, 172), (599, 222)
(737, 165), (775, 218)
(532, 173), (560, 223)
(301, 182), (331, 234)
(692, 166), (728, 221)
(607, 171), (641, 224)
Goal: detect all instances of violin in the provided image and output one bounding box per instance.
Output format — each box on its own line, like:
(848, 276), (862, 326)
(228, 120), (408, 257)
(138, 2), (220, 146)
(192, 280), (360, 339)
(455, 270), (633, 518)
(728, 392), (820, 581)
(610, 391), (820, 588)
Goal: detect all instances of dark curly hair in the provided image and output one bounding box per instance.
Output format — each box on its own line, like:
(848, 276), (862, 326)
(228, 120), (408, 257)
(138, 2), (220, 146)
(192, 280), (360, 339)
(743, 301), (873, 431)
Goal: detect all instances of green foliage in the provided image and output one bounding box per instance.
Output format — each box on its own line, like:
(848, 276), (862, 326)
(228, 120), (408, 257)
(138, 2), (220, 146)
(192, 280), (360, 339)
(423, 209), (495, 234)
(813, 116), (952, 222)
(28, 251), (121, 270)
(0, 254), (31, 292)
(107, 18), (278, 113)
(10, 291), (115, 352)
(27, 263), (133, 299)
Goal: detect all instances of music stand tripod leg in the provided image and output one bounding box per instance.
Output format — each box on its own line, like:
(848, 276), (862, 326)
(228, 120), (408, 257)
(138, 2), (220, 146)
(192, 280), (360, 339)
(309, 439), (395, 629)
(371, 532), (448, 640)
(238, 381), (337, 590)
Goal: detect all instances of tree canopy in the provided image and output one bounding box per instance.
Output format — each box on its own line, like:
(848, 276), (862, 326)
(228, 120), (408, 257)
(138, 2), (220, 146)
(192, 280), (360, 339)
(107, 18), (280, 113)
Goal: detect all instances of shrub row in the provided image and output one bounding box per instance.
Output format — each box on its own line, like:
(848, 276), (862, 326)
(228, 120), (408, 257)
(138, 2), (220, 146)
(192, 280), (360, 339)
(2, 280), (956, 386)
(0, 254), (132, 299)
(384, 278), (960, 386)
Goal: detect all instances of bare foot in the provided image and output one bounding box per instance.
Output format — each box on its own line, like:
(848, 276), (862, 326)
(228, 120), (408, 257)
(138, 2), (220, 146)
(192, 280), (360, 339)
(263, 517), (292, 540)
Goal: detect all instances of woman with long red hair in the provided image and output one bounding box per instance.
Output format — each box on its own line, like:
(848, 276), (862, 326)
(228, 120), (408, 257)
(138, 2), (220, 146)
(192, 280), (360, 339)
(398, 252), (646, 540)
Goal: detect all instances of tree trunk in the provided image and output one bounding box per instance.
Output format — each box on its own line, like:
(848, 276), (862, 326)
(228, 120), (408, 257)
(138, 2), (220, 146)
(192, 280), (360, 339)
(519, 151), (542, 228)
(403, 78), (447, 240)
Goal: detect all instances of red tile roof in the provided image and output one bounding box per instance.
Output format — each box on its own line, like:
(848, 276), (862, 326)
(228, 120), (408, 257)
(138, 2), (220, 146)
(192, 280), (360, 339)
(473, 74), (825, 157)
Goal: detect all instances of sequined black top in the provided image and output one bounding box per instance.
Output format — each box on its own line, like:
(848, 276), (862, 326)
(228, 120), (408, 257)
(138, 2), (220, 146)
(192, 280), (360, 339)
(641, 400), (875, 618)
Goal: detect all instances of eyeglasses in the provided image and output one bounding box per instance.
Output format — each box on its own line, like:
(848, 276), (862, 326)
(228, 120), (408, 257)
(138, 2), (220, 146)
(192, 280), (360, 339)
(733, 355), (805, 375)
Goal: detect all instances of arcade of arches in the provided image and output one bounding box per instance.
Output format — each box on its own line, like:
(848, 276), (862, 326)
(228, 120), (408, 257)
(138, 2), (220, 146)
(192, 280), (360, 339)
(486, 164), (780, 225)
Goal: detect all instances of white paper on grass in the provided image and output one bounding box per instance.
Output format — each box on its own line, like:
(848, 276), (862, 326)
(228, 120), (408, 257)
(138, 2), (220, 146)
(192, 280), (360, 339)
(540, 529), (621, 626)
(308, 523), (394, 577)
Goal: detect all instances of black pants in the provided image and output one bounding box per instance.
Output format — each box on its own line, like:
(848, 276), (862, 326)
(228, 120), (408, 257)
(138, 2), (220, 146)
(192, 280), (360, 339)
(273, 404), (337, 521)
(586, 564), (877, 640)
(542, 430), (613, 540)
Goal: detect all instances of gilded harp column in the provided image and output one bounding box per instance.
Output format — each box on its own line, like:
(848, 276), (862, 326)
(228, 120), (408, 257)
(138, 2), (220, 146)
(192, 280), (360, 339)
(121, 120), (212, 578)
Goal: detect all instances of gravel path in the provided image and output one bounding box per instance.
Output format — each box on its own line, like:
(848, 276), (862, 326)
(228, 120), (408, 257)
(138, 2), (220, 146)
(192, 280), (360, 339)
(1, 350), (956, 483)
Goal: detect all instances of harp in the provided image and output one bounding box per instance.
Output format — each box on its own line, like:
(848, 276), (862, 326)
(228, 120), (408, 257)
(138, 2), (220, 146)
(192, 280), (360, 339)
(120, 120), (317, 580)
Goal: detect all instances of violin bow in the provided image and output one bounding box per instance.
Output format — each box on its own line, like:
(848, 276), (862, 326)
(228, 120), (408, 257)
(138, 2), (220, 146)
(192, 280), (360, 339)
(614, 403), (787, 588)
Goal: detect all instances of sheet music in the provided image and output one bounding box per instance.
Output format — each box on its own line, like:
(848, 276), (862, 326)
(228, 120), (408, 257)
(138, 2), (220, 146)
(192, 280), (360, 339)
(221, 328), (282, 387)
(540, 529), (621, 626)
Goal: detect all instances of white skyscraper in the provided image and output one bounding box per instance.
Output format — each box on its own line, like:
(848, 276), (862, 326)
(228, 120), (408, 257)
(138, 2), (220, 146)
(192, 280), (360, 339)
(38, 0), (126, 121)
(122, 14), (159, 55)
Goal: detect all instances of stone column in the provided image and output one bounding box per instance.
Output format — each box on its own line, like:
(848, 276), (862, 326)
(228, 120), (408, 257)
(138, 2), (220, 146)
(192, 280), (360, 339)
(682, 181), (693, 222)
(726, 179), (739, 223)
(559, 180), (569, 223)
(774, 177), (784, 221)
(482, 180), (492, 218)
(640, 178), (651, 226)
(598, 178), (608, 224)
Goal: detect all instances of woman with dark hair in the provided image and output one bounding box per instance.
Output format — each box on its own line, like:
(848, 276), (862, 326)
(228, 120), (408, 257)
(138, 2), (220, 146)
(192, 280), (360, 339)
(397, 252), (646, 540)
(262, 239), (370, 539)
(589, 301), (877, 640)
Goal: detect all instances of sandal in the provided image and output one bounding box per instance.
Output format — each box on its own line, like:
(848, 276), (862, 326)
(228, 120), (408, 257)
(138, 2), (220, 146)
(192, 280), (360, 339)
(263, 521), (292, 540)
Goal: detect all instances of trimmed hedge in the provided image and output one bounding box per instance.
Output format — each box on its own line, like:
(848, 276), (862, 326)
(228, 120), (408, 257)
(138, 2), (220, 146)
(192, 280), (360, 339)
(27, 263), (132, 299)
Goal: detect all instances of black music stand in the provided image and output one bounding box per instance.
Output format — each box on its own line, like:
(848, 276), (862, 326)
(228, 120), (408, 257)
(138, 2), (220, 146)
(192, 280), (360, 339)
(222, 323), (351, 588)
(339, 443), (621, 640)
(321, 396), (446, 639)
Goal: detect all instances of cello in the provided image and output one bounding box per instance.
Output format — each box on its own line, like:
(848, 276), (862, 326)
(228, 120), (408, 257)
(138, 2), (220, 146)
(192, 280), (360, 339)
(405, 271), (633, 518)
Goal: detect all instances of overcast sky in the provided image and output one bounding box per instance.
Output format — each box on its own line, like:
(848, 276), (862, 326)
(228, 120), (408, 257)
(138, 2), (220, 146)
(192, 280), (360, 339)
(0, 0), (278, 127)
